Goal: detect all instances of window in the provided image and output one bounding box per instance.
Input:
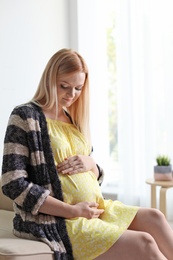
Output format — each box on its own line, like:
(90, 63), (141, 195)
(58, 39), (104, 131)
(69, 0), (120, 191)
(71, 0), (173, 217)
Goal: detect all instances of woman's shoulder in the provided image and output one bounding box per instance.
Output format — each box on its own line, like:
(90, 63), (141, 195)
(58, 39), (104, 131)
(13, 102), (40, 113)
(11, 102), (43, 120)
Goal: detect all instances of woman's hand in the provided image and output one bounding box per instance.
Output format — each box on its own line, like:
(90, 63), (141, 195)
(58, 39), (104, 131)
(57, 155), (98, 177)
(72, 201), (104, 219)
(39, 196), (104, 219)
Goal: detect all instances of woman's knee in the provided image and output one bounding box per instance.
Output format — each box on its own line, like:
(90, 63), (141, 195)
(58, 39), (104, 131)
(130, 207), (166, 230)
(139, 232), (163, 259)
(147, 208), (166, 225)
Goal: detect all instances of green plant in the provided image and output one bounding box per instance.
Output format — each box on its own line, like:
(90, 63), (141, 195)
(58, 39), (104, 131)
(156, 155), (171, 166)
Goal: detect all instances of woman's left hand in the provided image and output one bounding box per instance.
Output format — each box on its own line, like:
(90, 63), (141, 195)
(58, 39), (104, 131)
(57, 155), (97, 175)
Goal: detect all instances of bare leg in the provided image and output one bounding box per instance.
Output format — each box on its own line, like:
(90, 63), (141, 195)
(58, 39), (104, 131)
(95, 207), (173, 260)
(94, 229), (167, 260)
(128, 208), (173, 260)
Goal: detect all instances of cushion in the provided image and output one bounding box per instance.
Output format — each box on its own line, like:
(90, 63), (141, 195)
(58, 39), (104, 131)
(0, 210), (54, 260)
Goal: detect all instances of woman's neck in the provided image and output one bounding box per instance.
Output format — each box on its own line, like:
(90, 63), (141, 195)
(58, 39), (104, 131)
(43, 107), (71, 123)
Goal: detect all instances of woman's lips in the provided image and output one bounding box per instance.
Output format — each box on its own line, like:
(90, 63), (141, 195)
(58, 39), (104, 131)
(63, 98), (73, 102)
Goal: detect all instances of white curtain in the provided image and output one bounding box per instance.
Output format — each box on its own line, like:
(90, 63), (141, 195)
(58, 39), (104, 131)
(73, 0), (173, 221)
(116, 0), (173, 219)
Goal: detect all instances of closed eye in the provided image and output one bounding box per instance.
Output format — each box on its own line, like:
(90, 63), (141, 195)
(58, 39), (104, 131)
(60, 84), (68, 89)
(75, 84), (84, 91)
(75, 87), (83, 91)
(60, 84), (83, 91)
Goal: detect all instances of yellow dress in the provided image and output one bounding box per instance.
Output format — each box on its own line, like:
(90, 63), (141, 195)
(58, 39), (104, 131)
(47, 118), (139, 260)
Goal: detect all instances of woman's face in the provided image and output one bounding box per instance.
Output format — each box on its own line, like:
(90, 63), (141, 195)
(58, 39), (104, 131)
(57, 72), (86, 108)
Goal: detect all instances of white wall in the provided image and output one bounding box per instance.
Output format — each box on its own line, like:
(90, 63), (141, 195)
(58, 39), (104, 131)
(0, 0), (70, 168)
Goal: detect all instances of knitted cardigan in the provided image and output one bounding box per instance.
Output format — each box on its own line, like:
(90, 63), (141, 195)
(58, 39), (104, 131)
(1, 102), (104, 260)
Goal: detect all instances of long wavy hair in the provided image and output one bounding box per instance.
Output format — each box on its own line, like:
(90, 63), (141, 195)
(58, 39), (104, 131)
(31, 48), (90, 142)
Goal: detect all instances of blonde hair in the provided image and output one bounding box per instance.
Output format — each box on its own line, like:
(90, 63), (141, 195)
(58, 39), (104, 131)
(31, 48), (90, 142)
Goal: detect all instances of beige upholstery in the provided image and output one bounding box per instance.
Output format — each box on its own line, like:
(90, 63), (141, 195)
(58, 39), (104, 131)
(0, 177), (54, 260)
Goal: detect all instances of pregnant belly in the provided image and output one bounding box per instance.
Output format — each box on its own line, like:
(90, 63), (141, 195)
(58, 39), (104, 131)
(59, 171), (103, 205)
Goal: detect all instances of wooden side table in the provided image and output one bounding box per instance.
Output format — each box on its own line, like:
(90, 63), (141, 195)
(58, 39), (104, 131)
(146, 178), (173, 218)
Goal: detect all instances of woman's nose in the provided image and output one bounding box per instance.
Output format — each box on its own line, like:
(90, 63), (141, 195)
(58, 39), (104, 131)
(67, 88), (75, 97)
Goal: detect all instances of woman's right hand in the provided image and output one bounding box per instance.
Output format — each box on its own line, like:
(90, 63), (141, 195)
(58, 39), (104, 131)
(72, 201), (104, 219)
(39, 196), (104, 219)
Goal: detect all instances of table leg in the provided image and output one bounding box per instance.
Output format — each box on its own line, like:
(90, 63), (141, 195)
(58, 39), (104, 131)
(159, 187), (168, 218)
(151, 185), (156, 208)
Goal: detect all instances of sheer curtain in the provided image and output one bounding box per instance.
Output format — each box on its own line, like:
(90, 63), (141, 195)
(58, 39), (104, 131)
(116, 0), (173, 218)
(71, 0), (173, 220)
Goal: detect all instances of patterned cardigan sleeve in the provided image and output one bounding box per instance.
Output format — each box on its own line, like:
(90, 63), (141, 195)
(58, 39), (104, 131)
(1, 106), (50, 215)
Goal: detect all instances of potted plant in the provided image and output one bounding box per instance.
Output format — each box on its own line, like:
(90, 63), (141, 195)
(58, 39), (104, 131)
(154, 155), (173, 181)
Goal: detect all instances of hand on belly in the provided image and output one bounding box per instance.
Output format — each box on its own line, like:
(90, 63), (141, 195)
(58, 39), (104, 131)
(59, 172), (103, 205)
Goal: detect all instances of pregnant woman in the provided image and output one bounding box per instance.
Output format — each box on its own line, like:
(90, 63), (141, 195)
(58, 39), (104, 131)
(2, 48), (173, 260)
